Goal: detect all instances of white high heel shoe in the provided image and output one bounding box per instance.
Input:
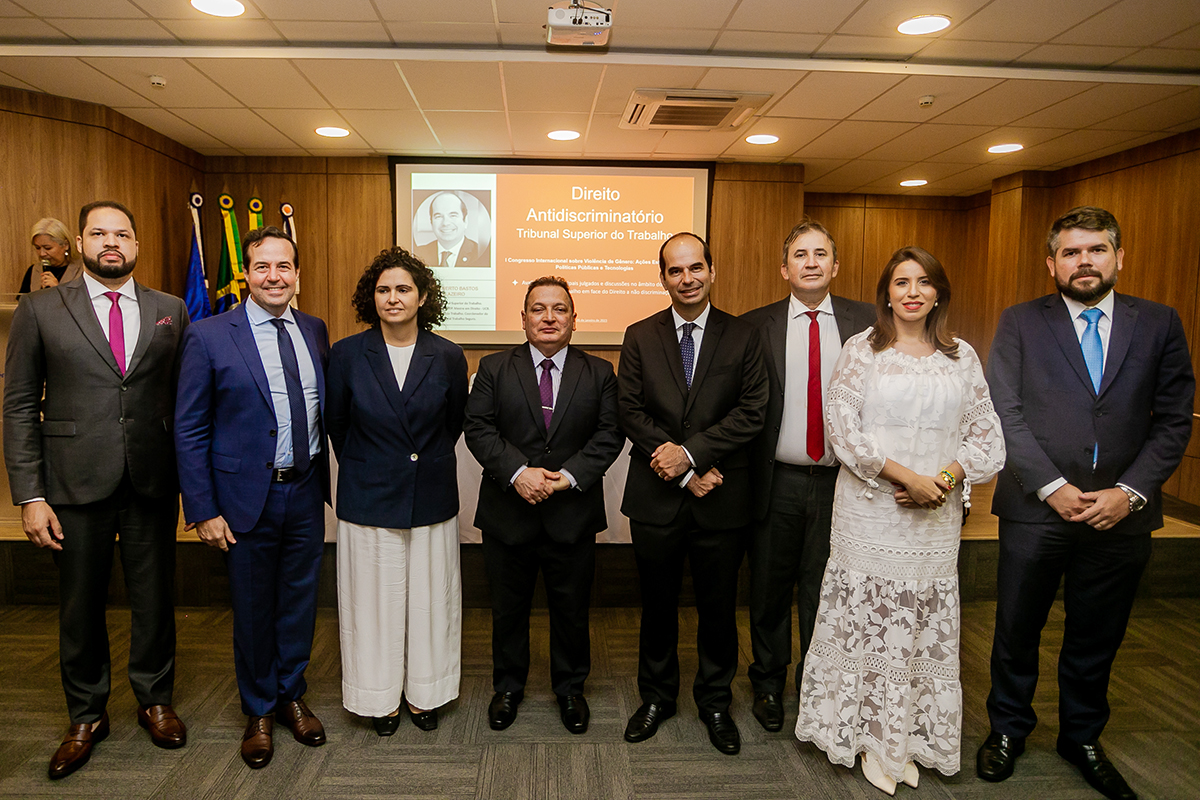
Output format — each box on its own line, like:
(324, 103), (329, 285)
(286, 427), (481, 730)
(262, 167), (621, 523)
(861, 751), (897, 796)
(902, 761), (919, 788)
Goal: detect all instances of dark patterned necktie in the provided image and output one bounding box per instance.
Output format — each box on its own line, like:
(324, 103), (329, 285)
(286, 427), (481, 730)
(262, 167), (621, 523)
(539, 358), (554, 429)
(680, 322), (696, 388)
(271, 318), (310, 472)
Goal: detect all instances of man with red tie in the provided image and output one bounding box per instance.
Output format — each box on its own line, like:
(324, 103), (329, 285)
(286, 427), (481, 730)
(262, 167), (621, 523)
(741, 219), (874, 732)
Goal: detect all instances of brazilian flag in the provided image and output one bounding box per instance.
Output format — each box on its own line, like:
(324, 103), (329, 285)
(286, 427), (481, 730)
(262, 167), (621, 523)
(214, 193), (242, 313)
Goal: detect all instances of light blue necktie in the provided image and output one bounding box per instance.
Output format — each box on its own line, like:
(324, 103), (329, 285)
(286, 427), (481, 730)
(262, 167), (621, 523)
(1080, 307), (1103, 467)
(680, 322), (696, 388)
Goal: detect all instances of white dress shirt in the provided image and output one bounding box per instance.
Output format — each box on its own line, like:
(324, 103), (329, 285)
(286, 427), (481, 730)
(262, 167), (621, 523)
(437, 238), (465, 267)
(245, 297), (321, 468)
(776, 293), (840, 466)
(670, 303), (713, 487)
(511, 344), (578, 489)
(83, 272), (139, 372)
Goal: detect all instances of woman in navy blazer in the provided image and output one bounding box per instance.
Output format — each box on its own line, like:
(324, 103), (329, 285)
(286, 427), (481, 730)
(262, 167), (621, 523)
(325, 247), (468, 735)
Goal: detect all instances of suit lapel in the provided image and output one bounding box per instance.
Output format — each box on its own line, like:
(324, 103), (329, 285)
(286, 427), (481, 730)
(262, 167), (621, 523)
(1098, 293), (1137, 398)
(514, 346), (547, 435)
(764, 299), (788, 390)
(365, 327), (410, 437)
(547, 346), (582, 440)
(1042, 295), (1096, 395)
(655, 310), (689, 399)
(400, 330), (435, 399)
(831, 295), (860, 344)
(295, 312), (326, 411)
(60, 278), (123, 378)
(685, 308), (724, 415)
(123, 282), (159, 377)
(228, 305), (274, 407)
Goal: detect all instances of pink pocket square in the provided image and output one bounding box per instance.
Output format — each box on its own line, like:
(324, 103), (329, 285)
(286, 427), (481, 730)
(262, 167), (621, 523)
(156, 316), (172, 326)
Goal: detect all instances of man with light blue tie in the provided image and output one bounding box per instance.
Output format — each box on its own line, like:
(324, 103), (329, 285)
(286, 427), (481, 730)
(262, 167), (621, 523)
(980, 207), (1194, 800)
(175, 226), (330, 769)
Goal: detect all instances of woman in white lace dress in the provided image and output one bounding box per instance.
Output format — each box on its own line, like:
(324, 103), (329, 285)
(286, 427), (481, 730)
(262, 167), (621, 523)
(795, 246), (1005, 795)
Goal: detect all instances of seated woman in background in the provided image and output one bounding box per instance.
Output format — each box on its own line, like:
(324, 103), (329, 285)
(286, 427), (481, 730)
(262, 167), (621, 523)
(795, 246), (1006, 795)
(20, 218), (83, 293)
(325, 247), (469, 735)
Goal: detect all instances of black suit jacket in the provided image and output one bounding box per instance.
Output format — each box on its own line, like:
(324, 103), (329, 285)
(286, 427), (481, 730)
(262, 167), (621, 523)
(464, 344), (624, 546)
(325, 327), (468, 530)
(741, 294), (875, 521)
(618, 306), (769, 529)
(5, 276), (189, 505)
(987, 292), (1194, 534)
(415, 237), (490, 268)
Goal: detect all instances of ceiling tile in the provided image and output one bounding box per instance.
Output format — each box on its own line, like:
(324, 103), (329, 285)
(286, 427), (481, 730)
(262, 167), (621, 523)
(292, 60), (414, 110)
(0, 1), (30, 16)
(502, 62), (603, 113)
(17, 0), (146, 16)
(816, 160), (914, 190)
(1087, 88), (1200, 131)
(788, 158), (848, 181)
(1013, 44), (1139, 68)
(1157, 23), (1200, 48)
(0, 19), (72, 41)
(850, 75), (1000, 122)
(938, 161), (1036, 188)
(375, 0), (494, 24)
(52, 19), (177, 43)
(274, 21), (393, 45)
(607, 27), (719, 52)
(170, 108), (302, 150)
(1003, 129), (1145, 167)
(192, 59), (328, 108)
(592, 64), (708, 115)
(813, 34), (928, 59)
(609, 0), (737, 28)
(929, 79), (1094, 126)
(83, 57), (239, 108)
(793, 120), (918, 160)
(111, 106), (228, 152)
(1014, 83), (1186, 129)
(1051, 0), (1200, 47)
(582, 114), (667, 155)
(339, 109), (440, 151)
(909, 38), (1033, 63)
(401, 61), (503, 111)
(251, 0), (378, 21)
(133, 0), (261, 16)
(255, 108), (371, 150)
(239, 148), (311, 157)
(857, 164), (976, 193)
(925, 126), (1072, 162)
(1064, 133), (1167, 164)
(157, 19), (284, 44)
(710, 30), (826, 56)
(862, 123), (994, 161)
(835, 0), (990, 37)
(509, 111), (590, 153)
(654, 128), (743, 155)
(423, 110), (511, 151)
(945, 0), (1113, 43)
(0, 56), (154, 107)
(726, 0), (864, 34)
(383, 21), (499, 46)
(722, 118), (837, 157)
(1111, 48), (1200, 71)
(769, 72), (906, 120)
(0, 71), (39, 92)
(695, 68), (806, 105)
(496, 23), (546, 47)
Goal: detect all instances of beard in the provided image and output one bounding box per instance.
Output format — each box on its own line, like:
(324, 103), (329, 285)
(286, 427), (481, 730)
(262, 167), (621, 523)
(1056, 268), (1116, 304)
(83, 250), (136, 281)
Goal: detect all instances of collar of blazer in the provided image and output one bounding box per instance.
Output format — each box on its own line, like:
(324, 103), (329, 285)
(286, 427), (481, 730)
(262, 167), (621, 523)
(59, 275), (159, 380)
(759, 295), (863, 391)
(226, 302), (326, 411)
(514, 343), (583, 440)
(655, 306), (726, 411)
(363, 327), (437, 441)
(1042, 291), (1138, 398)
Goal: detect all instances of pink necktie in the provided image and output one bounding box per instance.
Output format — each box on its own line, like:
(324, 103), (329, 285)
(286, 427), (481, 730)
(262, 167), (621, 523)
(104, 291), (125, 376)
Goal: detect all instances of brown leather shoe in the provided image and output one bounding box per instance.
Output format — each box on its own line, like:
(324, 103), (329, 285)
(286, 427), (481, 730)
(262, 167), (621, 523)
(241, 715), (273, 769)
(137, 704), (187, 749)
(48, 712), (109, 779)
(275, 698), (326, 746)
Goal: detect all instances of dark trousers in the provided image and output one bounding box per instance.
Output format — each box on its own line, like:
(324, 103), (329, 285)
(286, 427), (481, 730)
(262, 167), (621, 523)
(225, 465), (325, 717)
(481, 530), (594, 697)
(53, 474), (179, 724)
(986, 518), (1151, 744)
(630, 505), (743, 714)
(748, 464), (837, 695)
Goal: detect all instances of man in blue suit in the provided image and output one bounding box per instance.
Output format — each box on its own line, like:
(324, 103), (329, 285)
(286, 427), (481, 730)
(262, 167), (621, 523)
(979, 207), (1194, 800)
(175, 226), (330, 769)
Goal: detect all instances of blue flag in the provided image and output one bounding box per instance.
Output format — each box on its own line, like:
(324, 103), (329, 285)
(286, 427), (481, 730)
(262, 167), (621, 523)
(185, 193), (212, 320)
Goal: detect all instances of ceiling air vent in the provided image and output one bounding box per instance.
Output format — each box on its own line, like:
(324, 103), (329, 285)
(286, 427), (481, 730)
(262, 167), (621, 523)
(619, 88), (771, 131)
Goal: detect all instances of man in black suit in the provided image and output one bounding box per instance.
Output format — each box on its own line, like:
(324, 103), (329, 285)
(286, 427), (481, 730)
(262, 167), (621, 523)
(618, 232), (769, 755)
(4, 201), (190, 779)
(464, 276), (624, 734)
(740, 219), (875, 732)
(415, 191), (490, 267)
(979, 206), (1194, 800)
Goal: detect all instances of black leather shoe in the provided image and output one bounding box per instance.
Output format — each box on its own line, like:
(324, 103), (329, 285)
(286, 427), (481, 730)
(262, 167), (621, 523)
(410, 708), (438, 731)
(1057, 738), (1137, 800)
(488, 691), (523, 731)
(976, 731), (1026, 782)
(557, 695), (589, 734)
(700, 710), (741, 755)
(371, 711), (401, 736)
(624, 702), (676, 743)
(752, 692), (783, 732)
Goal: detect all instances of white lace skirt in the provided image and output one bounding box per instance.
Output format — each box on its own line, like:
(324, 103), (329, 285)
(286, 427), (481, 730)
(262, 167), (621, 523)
(795, 530), (962, 781)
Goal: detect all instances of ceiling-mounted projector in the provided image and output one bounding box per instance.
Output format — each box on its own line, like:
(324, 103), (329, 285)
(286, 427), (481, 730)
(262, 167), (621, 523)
(546, 2), (612, 46)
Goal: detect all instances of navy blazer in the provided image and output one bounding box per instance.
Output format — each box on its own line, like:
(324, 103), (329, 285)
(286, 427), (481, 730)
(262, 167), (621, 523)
(325, 327), (468, 529)
(987, 292), (1194, 534)
(175, 303), (330, 532)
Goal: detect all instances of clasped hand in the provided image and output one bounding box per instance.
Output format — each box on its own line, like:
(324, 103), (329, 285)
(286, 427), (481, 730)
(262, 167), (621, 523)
(893, 474), (952, 510)
(1047, 484), (1130, 530)
(650, 442), (691, 480)
(514, 467), (570, 504)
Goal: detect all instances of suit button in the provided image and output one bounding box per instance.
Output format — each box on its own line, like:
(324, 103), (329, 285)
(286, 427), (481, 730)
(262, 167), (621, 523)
(267, 462), (274, 468)
(544, 447), (551, 453)
(118, 417), (124, 424)
(410, 453), (419, 462)
(684, 422), (691, 428)
(1094, 410), (1103, 417)
(121, 386), (128, 392)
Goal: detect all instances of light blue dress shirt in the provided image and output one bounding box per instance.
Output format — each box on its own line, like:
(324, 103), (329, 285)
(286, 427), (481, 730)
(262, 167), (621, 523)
(245, 297), (321, 468)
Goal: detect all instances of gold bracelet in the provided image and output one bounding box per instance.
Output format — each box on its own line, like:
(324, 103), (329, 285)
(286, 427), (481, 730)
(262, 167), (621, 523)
(938, 469), (957, 490)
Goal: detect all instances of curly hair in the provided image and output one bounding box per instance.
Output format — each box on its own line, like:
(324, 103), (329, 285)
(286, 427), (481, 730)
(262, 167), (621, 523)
(351, 247), (447, 331)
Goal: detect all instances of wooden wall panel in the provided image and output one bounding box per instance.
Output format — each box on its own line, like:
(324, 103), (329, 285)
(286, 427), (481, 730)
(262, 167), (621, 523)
(325, 172), (393, 343)
(803, 195), (868, 303)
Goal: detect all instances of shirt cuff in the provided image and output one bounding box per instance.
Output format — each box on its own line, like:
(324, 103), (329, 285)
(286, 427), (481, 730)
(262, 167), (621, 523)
(559, 468), (579, 489)
(19, 497), (46, 504)
(1037, 477), (1067, 502)
(510, 465), (527, 485)
(677, 446), (696, 488)
(1116, 483), (1146, 503)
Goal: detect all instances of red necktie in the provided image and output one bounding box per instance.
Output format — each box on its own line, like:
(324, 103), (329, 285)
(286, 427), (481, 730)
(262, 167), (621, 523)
(104, 291), (126, 376)
(805, 310), (823, 462)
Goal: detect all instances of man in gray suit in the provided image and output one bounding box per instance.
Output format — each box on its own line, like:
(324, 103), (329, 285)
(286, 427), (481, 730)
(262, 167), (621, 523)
(741, 218), (875, 732)
(4, 201), (190, 779)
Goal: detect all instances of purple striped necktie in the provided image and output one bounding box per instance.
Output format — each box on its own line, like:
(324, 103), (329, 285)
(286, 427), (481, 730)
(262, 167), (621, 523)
(539, 358), (554, 429)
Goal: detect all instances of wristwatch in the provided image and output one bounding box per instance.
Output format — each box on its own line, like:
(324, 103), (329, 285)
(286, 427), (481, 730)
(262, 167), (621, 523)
(1119, 486), (1146, 513)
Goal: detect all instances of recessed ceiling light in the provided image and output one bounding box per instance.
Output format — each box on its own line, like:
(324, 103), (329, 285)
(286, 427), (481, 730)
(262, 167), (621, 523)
(315, 126), (349, 138)
(900, 179), (928, 187)
(190, 0), (245, 17)
(746, 134), (779, 145)
(988, 143), (1024, 154)
(547, 130), (581, 141)
(897, 15), (951, 35)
